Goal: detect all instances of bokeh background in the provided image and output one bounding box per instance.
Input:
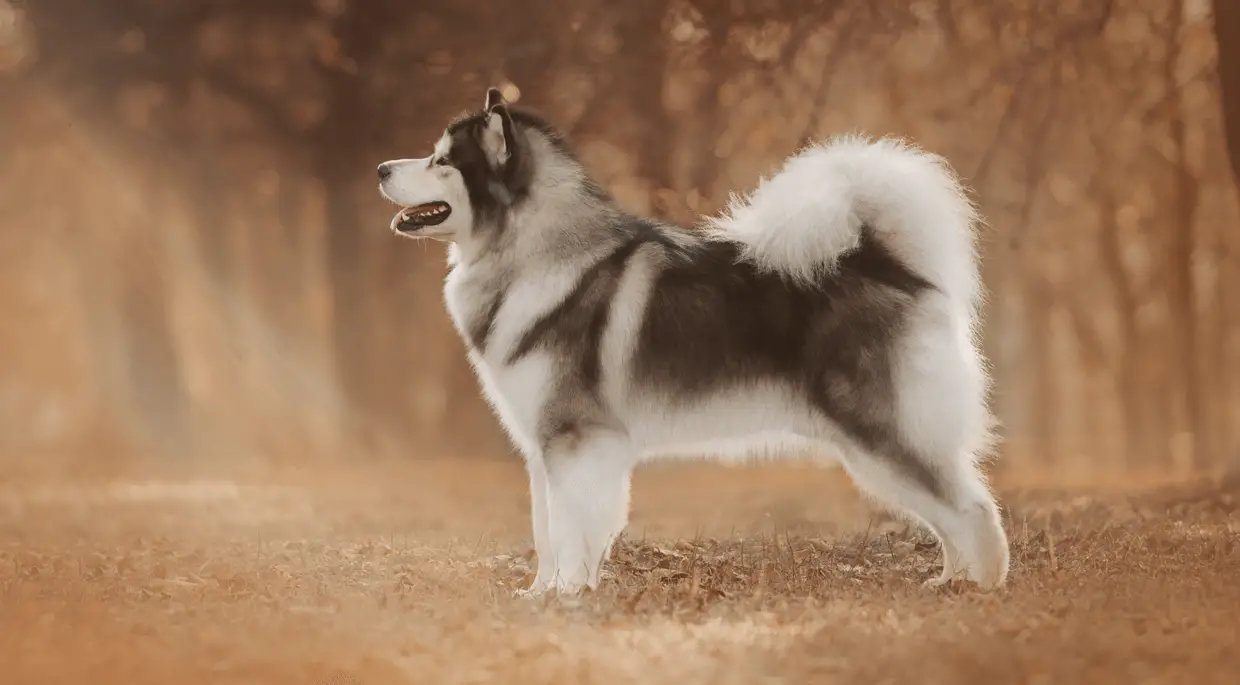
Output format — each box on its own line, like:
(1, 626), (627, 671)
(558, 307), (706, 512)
(2, 0), (1239, 484)
(5, 4), (1240, 683)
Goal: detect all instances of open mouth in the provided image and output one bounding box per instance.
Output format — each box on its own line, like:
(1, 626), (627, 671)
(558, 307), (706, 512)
(395, 202), (451, 231)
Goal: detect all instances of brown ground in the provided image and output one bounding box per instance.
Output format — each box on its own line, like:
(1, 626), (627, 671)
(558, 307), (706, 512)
(1, 457), (1238, 684)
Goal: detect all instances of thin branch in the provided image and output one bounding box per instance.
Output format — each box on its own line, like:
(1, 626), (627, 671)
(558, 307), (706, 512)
(793, 4), (859, 147)
(1009, 71), (1060, 251)
(969, 66), (1033, 185)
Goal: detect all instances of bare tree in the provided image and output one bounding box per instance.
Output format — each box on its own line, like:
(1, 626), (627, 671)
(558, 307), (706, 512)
(1215, 0), (1240, 183)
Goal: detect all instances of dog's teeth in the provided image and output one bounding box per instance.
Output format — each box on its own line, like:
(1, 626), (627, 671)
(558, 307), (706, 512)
(400, 204), (446, 221)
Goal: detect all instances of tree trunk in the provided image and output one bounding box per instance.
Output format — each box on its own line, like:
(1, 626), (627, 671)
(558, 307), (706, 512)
(1214, 0), (1240, 183)
(315, 4), (410, 454)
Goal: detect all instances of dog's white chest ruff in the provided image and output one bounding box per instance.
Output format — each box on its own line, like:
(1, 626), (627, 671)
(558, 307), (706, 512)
(444, 264), (561, 455)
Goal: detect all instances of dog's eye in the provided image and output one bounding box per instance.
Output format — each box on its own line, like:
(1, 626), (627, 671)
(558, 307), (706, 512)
(433, 157), (451, 167)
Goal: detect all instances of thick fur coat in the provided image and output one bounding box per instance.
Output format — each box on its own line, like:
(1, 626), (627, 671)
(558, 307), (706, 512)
(377, 88), (1010, 596)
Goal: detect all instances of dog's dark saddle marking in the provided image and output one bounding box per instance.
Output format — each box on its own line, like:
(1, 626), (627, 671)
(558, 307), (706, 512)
(494, 216), (943, 496)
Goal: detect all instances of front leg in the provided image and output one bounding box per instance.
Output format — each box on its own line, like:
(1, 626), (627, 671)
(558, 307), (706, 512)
(538, 428), (634, 595)
(522, 456), (555, 595)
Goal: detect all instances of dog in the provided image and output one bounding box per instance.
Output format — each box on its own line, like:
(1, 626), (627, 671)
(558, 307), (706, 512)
(377, 87), (1010, 596)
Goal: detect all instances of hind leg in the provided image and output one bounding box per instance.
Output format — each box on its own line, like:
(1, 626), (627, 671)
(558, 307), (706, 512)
(838, 447), (1008, 589)
(601, 466), (632, 564)
(922, 524), (963, 587)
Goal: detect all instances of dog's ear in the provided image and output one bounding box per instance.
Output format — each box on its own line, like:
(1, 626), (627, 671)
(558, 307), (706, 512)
(484, 87), (505, 112)
(481, 104), (515, 169)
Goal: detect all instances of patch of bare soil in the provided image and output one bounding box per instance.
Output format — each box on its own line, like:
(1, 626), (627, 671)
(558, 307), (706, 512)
(1, 459), (1237, 684)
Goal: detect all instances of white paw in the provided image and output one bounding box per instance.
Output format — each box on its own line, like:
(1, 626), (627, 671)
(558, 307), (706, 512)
(514, 573), (595, 599)
(923, 563), (1006, 591)
(552, 578), (590, 596)
(515, 575), (553, 599)
(923, 573), (960, 589)
(966, 562), (1008, 591)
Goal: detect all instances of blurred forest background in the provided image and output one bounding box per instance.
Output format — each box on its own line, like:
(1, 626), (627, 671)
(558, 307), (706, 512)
(1, 0), (1239, 481)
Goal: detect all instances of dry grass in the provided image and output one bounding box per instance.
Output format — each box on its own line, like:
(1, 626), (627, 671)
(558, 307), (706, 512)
(1, 458), (1238, 684)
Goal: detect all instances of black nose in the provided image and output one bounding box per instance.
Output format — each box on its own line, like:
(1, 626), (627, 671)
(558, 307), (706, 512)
(377, 163), (393, 181)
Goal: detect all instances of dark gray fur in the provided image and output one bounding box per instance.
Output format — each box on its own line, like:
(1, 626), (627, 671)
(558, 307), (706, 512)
(441, 103), (943, 498)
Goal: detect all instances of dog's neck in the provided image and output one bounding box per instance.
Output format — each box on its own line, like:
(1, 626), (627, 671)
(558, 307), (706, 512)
(449, 174), (623, 269)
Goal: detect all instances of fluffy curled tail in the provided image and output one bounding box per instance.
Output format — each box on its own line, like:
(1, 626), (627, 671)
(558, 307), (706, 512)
(705, 135), (983, 327)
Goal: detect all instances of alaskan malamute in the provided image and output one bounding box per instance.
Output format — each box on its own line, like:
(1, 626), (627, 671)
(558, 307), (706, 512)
(378, 88), (1009, 596)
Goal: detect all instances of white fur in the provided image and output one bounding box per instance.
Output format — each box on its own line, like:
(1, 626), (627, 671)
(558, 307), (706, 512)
(706, 135), (983, 330)
(378, 134), (473, 238)
(385, 126), (1009, 596)
(481, 112), (510, 166)
(704, 134), (999, 486)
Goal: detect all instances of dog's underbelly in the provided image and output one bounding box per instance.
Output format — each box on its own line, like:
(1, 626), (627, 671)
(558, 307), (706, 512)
(469, 350), (848, 465)
(619, 379), (848, 464)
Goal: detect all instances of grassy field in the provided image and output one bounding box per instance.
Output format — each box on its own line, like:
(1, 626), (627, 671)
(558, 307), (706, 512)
(1, 457), (1238, 684)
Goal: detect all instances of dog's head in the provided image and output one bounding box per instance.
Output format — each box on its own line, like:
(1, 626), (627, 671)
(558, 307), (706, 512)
(377, 87), (579, 247)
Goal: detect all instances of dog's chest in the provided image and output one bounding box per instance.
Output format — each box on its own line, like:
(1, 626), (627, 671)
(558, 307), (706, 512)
(443, 260), (589, 360)
(443, 266), (560, 450)
(442, 265), (524, 359)
(443, 269), (500, 353)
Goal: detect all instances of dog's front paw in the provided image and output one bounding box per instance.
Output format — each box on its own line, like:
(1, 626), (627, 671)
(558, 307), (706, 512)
(514, 573), (592, 600)
(923, 575), (960, 590)
(515, 575), (554, 599)
(551, 577), (590, 596)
